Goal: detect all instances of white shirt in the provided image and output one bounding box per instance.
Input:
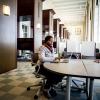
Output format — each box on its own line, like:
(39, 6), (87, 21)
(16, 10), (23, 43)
(38, 45), (55, 62)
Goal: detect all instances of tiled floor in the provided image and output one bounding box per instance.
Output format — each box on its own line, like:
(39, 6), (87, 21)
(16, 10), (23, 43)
(0, 62), (47, 100)
(0, 61), (100, 100)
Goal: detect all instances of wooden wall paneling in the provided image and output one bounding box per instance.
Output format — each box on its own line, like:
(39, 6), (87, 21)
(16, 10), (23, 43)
(43, 10), (49, 34)
(63, 28), (66, 39)
(17, 0), (34, 16)
(67, 30), (70, 39)
(53, 18), (60, 53)
(59, 24), (64, 39)
(59, 24), (61, 39)
(17, 0), (43, 53)
(49, 10), (55, 35)
(65, 30), (67, 39)
(42, 9), (55, 38)
(53, 18), (60, 36)
(63, 28), (64, 39)
(0, 0), (17, 73)
(17, 0), (35, 52)
(53, 19), (57, 36)
(17, 38), (33, 50)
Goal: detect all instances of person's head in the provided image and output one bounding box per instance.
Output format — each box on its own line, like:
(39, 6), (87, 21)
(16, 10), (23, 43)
(45, 35), (53, 46)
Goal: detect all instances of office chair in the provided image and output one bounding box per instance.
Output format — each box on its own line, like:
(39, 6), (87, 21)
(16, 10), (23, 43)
(96, 48), (100, 59)
(96, 48), (99, 53)
(31, 53), (39, 66)
(27, 53), (47, 99)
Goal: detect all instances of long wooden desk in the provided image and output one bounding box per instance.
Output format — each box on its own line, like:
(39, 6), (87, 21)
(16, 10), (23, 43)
(44, 59), (100, 100)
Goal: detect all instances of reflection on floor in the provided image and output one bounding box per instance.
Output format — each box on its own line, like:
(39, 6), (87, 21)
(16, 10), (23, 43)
(0, 62), (100, 100)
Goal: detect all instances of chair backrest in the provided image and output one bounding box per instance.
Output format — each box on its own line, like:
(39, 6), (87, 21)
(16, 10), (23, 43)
(96, 43), (100, 52)
(31, 53), (39, 64)
(31, 53), (43, 78)
(96, 48), (99, 53)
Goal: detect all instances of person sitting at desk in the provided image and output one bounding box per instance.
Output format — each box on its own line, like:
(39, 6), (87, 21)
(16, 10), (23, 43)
(38, 35), (63, 98)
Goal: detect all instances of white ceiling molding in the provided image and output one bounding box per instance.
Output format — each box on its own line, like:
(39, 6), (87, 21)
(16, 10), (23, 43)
(43, 0), (54, 10)
(43, 0), (87, 25)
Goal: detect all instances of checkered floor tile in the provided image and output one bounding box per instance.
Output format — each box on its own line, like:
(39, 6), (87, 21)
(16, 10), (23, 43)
(0, 62), (46, 100)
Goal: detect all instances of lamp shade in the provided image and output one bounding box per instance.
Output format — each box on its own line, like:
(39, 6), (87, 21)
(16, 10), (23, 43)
(3, 5), (10, 16)
(36, 23), (41, 29)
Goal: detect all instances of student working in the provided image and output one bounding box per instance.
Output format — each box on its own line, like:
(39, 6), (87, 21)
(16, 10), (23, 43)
(38, 35), (64, 98)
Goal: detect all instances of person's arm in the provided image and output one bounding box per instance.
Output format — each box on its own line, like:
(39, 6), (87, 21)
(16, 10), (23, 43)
(38, 47), (55, 62)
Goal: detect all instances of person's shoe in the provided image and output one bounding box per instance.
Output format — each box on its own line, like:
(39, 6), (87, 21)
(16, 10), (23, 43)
(49, 88), (57, 97)
(43, 88), (52, 98)
(43, 88), (57, 98)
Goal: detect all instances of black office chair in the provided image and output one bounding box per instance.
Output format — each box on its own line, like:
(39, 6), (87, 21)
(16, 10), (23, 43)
(27, 53), (47, 99)
(96, 48), (99, 53)
(96, 48), (100, 59)
(31, 53), (39, 66)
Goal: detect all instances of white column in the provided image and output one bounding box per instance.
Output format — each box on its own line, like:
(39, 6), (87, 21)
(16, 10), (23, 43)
(98, 0), (100, 42)
(34, 0), (42, 53)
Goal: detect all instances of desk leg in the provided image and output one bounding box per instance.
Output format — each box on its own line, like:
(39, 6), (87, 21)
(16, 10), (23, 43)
(86, 78), (90, 97)
(66, 76), (71, 100)
(88, 78), (94, 100)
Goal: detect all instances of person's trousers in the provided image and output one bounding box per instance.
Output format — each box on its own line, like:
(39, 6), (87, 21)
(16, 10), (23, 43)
(39, 64), (64, 88)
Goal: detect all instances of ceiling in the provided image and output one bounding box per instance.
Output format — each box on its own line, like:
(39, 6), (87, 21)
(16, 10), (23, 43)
(43, 0), (87, 26)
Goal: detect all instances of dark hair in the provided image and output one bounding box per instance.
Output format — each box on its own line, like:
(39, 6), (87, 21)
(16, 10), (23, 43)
(45, 35), (53, 43)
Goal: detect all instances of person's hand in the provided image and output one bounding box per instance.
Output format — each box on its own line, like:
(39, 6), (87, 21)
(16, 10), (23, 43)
(55, 56), (64, 60)
(60, 56), (64, 59)
(94, 59), (100, 63)
(54, 57), (60, 62)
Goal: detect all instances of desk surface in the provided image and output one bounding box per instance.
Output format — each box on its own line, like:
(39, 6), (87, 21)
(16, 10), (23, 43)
(44, 59), (100, 79)
(83, 59), (100, 78)
(44, 59), (87, 77)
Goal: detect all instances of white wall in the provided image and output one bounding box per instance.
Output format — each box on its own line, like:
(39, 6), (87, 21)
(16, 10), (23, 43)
(34, 0), (42, 53)
(67, 25), (84, 41)
(67, 40), (81, 52)
(81, 41), (96, 56)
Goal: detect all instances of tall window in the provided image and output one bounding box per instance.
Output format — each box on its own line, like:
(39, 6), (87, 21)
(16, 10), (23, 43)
(94, 0), (100, 42)
(94, 2), (99, 42)
(98, 0), (100, 42)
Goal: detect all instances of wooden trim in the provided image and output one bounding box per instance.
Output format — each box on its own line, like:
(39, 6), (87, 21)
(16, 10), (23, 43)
(43, 9), (56, 15)
(54, 18), (61, 22)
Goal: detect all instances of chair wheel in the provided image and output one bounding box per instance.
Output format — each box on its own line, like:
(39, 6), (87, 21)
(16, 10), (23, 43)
(31, 63), (34, 66)
(34, 95), (38, 99)
(27, 87), (30, 91)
